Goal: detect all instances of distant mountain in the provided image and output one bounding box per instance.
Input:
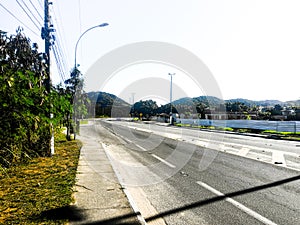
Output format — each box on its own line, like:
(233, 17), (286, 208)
(286, 99), (300, 106)
(172, 96), (225, 106)
(172, 97), (194, 106)
(87, 91), (130, 106)
(226, 98), (256, 106)
(86, 91), (300, 117)
(87, 92), (131, 117)
(226, 98), (285, 107)
(193, 96), (225, 105)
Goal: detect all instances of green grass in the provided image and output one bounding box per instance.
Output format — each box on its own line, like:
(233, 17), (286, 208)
(79, 120), (88, 125)
(0, 133), (81, 224)
(176, 123), (191, 127)
(262, 130), (300, 135)
(262, 130), (300, 141)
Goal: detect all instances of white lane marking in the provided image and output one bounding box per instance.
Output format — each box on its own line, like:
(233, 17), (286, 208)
(272, 151), (287, 166)
(151, 154), (176, 168)
(106, 122), (300, 171)
(110, 129), (149, 152)
(238, 147), (250, 157)
(196, 181), (277, 225)
(135, 143), (148, 152)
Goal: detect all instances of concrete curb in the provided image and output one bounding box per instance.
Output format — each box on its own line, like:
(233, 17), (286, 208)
(70, 125), (141, 225)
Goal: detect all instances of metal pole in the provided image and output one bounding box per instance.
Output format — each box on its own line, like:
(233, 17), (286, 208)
(74, 23), (109, 69)
(169, 73), (175, 124)
(72, 23), (108, 139)
(131, 92), (135, 117)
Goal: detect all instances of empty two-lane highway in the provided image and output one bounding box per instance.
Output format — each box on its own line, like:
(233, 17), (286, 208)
(82, 119), (300, 225)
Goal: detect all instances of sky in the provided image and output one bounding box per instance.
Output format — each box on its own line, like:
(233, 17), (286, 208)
(1, 0), (300, 103)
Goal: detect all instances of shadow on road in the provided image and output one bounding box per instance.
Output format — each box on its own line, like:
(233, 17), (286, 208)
(35, 175), (300, 225)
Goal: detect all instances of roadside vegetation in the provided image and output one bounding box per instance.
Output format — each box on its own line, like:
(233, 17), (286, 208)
(0, 132), (81, 224)
(0, 29), (87, 223)
(0, 29), (88, 169)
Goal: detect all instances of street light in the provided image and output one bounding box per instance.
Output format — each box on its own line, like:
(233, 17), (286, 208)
(71, 22), (109, 139)
(74, 22), (109, 69)
(169, 73), (175, 124)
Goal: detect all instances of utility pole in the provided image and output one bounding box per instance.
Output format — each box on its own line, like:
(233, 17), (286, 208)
(42, 0), (55, 155)
(169, 73), (175, 125)
(44, 0), (50, 93)
(131, 92), (135, 117)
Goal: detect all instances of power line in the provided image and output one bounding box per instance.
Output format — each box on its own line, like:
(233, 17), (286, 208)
(19, 0), (43, 27)
(0, 3), (40, 37)
(15, 0), (41, 30)
(50, 15), (69, 84)
(36, 0), (43, 10)
(51, 7), (70, 70)
(52, 38), (68, 82)
(52, 43), (66, 84)
(29, 0), (43, 21)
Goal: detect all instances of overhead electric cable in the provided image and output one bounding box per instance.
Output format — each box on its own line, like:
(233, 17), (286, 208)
(29, 0), (43, 21)
(19, 0), (42, 27)
(0, 3), (40, 37)
(16, 0), (41, 30)
(52, 43), (67, 84)
(51, 10), (70, 69)
(36, 0), (43, 10)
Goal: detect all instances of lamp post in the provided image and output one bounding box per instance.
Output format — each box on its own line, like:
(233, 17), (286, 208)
(74, 22), (109, 69)
(71, 22), (109, 139)
(168, 73), (175, 124)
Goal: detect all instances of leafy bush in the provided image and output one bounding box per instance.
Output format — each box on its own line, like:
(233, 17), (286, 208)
(0, 29), (71, 167)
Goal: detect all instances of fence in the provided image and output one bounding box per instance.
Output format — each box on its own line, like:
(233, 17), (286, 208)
(178, 119), (300, 133)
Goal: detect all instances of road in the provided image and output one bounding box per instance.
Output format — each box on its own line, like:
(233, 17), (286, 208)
(82, 119), (300, 225)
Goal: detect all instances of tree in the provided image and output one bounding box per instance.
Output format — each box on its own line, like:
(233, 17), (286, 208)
(271, 104), (283, 115)
(64, 67), (89, 140)
(0, 28), (77, 168)
(196, 103), (207, 119)
(0, 29), (51, 167)
(130, 100), (158, 119)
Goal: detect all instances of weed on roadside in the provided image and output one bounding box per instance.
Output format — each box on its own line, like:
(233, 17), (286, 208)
(0, 133), (81, 224)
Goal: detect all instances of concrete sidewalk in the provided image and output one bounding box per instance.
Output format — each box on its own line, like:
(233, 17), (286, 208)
(70, 126), (142, 225)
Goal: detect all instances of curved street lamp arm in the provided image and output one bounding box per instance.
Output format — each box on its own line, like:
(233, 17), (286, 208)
(74, 23), (109, 69)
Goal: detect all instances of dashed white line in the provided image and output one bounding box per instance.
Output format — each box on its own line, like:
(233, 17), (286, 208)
(196, 181), (277, 225)
(238, 147), (250, 157)
(151, 154), (176, 168)
(272, 151), (287, 166)
(135, 143), (148, 151)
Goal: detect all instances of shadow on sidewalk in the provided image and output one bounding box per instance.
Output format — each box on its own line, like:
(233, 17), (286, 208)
(33, 205), (141, 225)
(33, 175), (300, 225)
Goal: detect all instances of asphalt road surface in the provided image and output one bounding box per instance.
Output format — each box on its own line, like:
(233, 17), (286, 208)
(83, 119), (300, 225)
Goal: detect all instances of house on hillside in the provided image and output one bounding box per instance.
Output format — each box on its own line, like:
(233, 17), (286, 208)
(281, 108), (295, 117)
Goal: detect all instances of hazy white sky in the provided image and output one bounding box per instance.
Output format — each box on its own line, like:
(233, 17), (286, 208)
(1, 0), (300, 102)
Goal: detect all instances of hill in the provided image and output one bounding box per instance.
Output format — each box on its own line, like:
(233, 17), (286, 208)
(86, 91), (300, 118)
(87, 92), (131, 117)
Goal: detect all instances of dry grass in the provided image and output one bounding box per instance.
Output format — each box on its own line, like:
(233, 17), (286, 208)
(0, 132), (81, 224)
